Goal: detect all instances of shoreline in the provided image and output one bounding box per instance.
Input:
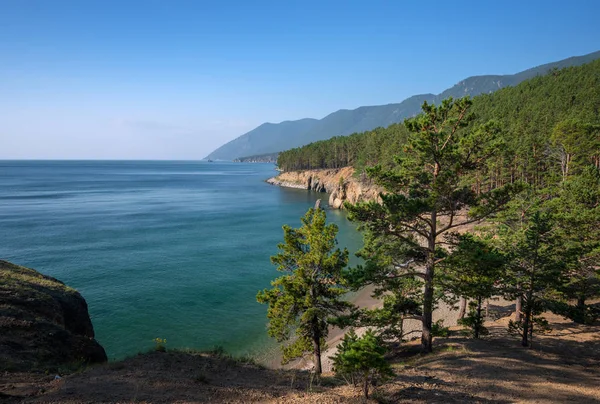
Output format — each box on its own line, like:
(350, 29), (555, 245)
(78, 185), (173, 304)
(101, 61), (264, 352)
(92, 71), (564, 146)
(263, 172), (382, 370)
(265, 176), (310, 190)
(262, 285), (380, 370)
(266, 167), (382, 210)
(324, 284), (380, 346)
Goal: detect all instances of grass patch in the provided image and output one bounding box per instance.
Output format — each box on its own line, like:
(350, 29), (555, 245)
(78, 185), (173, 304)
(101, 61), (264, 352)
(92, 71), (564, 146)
(0, 261), (76, 294)
(167, 347), (267, 369)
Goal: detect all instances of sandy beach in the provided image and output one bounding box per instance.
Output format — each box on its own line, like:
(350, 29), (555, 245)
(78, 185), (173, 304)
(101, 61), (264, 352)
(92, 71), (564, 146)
(316, 287), (512, 372)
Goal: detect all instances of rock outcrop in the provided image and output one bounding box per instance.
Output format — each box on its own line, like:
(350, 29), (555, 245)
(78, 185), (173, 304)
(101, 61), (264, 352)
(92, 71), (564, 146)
(0, 260), (107, 371)
(266, 167), (382, 208)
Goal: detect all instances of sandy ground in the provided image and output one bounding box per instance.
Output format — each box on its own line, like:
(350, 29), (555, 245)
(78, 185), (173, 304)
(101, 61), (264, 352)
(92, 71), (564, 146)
(313, 287), (510, 373)
(2, 280), (598, 403)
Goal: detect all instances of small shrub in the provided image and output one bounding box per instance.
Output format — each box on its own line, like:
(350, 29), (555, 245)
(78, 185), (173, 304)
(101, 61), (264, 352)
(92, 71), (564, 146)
(319, 376), (344, 387)
(331, 329), (394, 399)
(508, 316), (551, 347)
(207, 345), (228, 357)
(457, 301), (489, 338)
(153, 338), (167, 352)
(431, 319), (450, 337)
(548, 300), (600, 325)
(235, 354), (266, 369)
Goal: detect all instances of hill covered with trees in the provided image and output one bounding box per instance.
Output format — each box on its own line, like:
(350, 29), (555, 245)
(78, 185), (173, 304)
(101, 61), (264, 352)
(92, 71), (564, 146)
(206, 51), (600, 161)
(277, 58), (600, 184)
(259, 61), (600, 399)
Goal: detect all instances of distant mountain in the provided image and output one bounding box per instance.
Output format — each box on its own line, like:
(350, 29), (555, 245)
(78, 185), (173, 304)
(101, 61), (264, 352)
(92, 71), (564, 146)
(205, 51), (600, 161)
(206, 118), (318, 161)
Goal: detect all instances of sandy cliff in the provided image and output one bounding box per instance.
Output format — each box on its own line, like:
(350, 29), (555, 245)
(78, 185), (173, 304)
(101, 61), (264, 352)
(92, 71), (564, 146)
(266, 167), (382, 208)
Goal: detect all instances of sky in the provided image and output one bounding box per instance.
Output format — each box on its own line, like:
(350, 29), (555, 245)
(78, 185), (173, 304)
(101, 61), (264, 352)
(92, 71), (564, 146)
(1, 0), (599, 159)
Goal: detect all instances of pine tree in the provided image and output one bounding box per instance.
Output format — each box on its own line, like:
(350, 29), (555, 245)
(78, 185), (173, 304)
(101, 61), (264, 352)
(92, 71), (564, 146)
(332, 329), (394, 399)
(256, 206), (352, 374)
(439, 233), (505, 338)
(551, 120), (600, 182)
(347, 97), (518, 352)
(551, 167), (600, 323)
(498, 211), (565, 347)
(337, 230), (424, 343)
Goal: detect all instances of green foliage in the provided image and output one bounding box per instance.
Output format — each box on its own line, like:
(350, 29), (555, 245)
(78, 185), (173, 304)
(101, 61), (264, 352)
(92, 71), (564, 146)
(233, 152), (279, 163)
(153, 338), (167, 352)
(331, 329), (394, 399)
(277, 59), (600, 193)
(345, 96), (517, 353)
(431, 320), (450, 338)
(209, 53), (599, 162)
(458, 302), (490, 338)
(546, 300), (600, 325)
(277, 124), (410, 172)
(549, 166), (600, 324)
(440, 233), (505, 299)
(272, 59), (600, 360)
(257, 208), (353, 373)
(440, 233), (505, 338)
(332, 288), (422, 343)
(495, 210), (566, 346)
(206, 345), (227, 357)
(508, 316), (551, 339)
(471, 60), (600, 188)
(550, 120), (600, 181)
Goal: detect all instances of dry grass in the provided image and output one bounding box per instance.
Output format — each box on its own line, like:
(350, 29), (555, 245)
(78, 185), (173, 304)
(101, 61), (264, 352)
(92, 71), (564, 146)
(1, 309), (598, 403)
(0, 260), (75, 294)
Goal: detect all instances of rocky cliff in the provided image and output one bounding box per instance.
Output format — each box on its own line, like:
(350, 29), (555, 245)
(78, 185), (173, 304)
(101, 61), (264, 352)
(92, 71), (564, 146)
(0, 260), (107, 371)
(266, 167), (381, 208)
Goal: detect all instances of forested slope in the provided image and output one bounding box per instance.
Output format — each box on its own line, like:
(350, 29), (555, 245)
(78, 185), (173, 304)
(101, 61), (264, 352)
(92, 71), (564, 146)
(277, 59), (600, 188)
(206, 51), (600, 161)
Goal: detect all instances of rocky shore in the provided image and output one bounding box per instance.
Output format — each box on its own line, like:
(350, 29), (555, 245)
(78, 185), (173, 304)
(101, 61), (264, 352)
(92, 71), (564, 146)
(266, 167), (381, 209)
(0, 260), (107, 372)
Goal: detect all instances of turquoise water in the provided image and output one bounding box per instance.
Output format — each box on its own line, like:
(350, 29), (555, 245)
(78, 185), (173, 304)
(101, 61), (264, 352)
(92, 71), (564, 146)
(0, 161), (362, 360)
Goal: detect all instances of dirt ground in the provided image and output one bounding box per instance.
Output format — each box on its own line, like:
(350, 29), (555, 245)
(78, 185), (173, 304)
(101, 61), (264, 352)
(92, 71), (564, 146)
(1, 308), (598, 404)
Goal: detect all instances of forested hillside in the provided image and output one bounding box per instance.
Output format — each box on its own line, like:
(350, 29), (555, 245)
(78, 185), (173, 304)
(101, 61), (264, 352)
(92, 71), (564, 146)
(233, 152), (278, 163)
(264, 66), (600, 385)
(206, 51), (600, 161)
(277, 59), (600, 187)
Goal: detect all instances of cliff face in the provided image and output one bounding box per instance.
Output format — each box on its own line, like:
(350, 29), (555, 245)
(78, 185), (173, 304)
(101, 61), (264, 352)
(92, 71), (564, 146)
(267, 167), (381, 208)
(0, 260), (107, 371)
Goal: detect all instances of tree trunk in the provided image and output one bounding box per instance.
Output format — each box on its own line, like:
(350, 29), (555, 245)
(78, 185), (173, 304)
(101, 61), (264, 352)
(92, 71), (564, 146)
(515, 295), (522, 322)
(529, 315), (534, 348)
(575, 295), (586, 324)
(421, 214), (436, 353)
(475, 296), (482, 339)
(363, 371), (369, 399)
(458, 297), (467, 320)
(422, 274), (434, 352)
(522, 291), (533, 347)
(521, 309), (530, 347)
(312, 326), (322, 375)
(310, 283), (322, 375)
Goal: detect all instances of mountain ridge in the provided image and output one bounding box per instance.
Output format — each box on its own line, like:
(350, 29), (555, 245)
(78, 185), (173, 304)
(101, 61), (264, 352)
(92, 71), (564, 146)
(205, 50), (600, 161)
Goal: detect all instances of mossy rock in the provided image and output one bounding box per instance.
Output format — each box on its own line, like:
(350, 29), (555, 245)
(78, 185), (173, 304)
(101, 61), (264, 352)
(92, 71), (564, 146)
(0, 260), (107, 372)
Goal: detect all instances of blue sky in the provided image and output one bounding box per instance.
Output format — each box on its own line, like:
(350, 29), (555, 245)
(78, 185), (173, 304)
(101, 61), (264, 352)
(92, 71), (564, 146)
(1, 0), (599, 159)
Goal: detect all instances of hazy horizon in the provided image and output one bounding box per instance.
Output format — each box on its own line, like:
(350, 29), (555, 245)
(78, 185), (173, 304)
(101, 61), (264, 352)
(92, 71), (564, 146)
(2, 0), (599, 159)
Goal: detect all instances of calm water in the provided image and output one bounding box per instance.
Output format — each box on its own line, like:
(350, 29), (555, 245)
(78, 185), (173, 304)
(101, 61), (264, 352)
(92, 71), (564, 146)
(0, 161), (362, 360)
